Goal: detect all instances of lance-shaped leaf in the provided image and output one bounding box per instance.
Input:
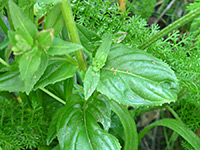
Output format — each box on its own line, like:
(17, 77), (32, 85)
(44, 4), (64, 37)
(48, 38), (82, 56)
(0, 65), (24, 92)
(76, 24), (101, 53)
(56, 94), (118, 150)
(19, 48), (48, 94)
(47, 106), (65, 145)
(84, 66), (100, 100)
(138, 119), (200, 150)
(35, 57), (78, 89)
(97, 44), (179, 106)
(92, 34), (112, 72)
(36, 29), (54, 49)
(8, 0), (37, 39)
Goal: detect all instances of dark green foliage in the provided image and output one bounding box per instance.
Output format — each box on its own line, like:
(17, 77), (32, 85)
(71, 0), (130, 35)
(127, 0), (157, 20)
(0, 92), (48, 149)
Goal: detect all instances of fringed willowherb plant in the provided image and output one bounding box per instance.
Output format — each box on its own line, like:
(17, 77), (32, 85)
(0, 0), (200, 149)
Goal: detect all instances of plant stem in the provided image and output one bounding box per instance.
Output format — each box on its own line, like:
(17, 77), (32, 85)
(166, 105), (182, 122)
(139, 7), (200, 49)
(110, 100), (138, 150)
(59, 0), (87, 71)
(40, 87), (66, 105)
(0, 57), (10, 67)
(0, 17), (9, 37)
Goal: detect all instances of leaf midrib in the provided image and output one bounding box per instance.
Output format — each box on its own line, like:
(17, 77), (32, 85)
(102, 67), (160, 84)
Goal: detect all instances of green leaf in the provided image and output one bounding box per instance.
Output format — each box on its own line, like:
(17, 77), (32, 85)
(110, 100), (138, 150)
(19, 47), (48, 94)
(84, 66), (100, 100)
(47, 106), (65, 145)
(0, 65), (24, 92)
(37, 0), (62, 4)
(92, 34), (112, 72)
(97, 44), (179, 106)
(8, 0), (37, 39)
(138, 119), (200, 150)
(44, 4), (64, 37)
(16, 28), (33, 46)
(48, 38), (82, 56)
(8, 30), (31, 55)
(35, 57), (78, 89)
(56, 94), (118, 150)
(76, 24), (101, 53)
(64, 78), (74, 101)
(8, 30), (17, 46)
(36, 29), (54, 49)
(95, 34), (112, 61)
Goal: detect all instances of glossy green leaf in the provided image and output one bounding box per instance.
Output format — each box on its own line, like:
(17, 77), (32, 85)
(138, 119), (200, 150)
(8, 0), (37, 39)
(36, 29), (54, 49)
(56, 94), (118, 150)
(19, 48), (48, 94)
(44, 4), (64, 37)
(0, 65), (24, 92)
(97, 44), (179, 106)
(84, 66), (100, 100)
(76, 24), (101, 53)
(64, 78), (74, 101)
(48, 38), (82, 56)
(110, 100), (138, 150)
(35, 57), (78, 89)
(47, 106), (65, 145)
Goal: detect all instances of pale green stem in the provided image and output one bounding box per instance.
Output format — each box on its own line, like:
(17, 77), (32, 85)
(40, 87), (66, 105)
(59, 0), (87, 70)
(0, 57), (10, 67)
(139, 7), (200, 49)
